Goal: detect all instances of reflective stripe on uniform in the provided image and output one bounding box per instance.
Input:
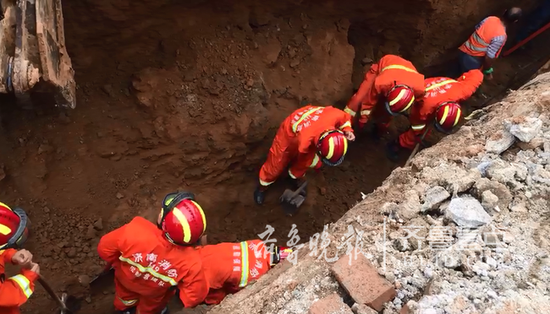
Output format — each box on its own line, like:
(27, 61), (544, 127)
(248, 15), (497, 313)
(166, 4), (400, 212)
(360, 109), (371, 116)
(292, 107), (323, 133)
(9, 275), (33, 299)
(411, 124), (426, 131)
(381, 64), (418, 74)
(339, 121), (352, 130)
(288, 169), (298, 179)
(259, 178), (274, 187)
(119, 256), (177, 286)
(239, 241), (249, 287)
(425, 79), (457, 91)
(117, 296), (138, 307)
(309, 155), (320, 168)
(344, 107), (356, 117)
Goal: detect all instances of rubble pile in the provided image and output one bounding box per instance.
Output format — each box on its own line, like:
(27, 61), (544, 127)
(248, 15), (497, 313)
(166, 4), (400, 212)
(197, 75), (550, 314)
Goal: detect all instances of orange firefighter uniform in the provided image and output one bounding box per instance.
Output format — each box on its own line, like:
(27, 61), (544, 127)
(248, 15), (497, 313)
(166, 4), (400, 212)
(258, 105), (353, 187)
(398, 69), (484, 149)
(198, 240), (272, 305)
(0, 249), (38, 314)
(344, 54), (425, 129)
(97, 217), (209, 314)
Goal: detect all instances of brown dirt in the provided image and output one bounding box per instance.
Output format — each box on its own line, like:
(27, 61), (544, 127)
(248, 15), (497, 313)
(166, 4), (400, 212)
(0, 0), (544, 313)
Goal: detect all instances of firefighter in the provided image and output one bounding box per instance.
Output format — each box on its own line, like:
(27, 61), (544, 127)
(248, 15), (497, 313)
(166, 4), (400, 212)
(97, 191), (209, 314)
(386, 69), (484, 161)
(198, 240), (292, 305)
(344, 54), (425, 137)
(458, 7), (522, 79)
(0, 201), (39, 314)
(254, 105), (355, 205)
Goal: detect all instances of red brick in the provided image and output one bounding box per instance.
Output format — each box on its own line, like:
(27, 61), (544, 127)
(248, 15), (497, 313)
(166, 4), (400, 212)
(331, 254), (396, 311)
(309, 293), (354, 314)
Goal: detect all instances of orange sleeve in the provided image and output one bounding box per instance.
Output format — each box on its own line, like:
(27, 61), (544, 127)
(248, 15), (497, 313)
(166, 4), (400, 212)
(0, 268), (39, 307)
(97, 225), (126, 264)
(2, 249), (17, 264)
(333, 109), (353, 133)
(455, 69), (484, 101)
(177, 261), (209, 308)
(345, 64), (379, 116)
(408, 102), (431, 136)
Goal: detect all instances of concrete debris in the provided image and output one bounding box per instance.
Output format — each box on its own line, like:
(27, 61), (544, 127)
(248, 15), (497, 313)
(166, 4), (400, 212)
(504, 116), (543, 142)
(421, 186), (450, 212)
(485, 129), (515, 154)
(480, 190), (499, 211)
(445, 196), (492, 228)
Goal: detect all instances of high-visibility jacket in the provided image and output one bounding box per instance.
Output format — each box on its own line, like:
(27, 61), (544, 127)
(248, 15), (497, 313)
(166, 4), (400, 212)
(0, 249), (38, 314)
(259, 105), (353, 186)
(344, 54), (425, 126)
(198, 240), (272, 305)
(97, 217), (209, 309)
(459, 16), (507, 58)
(398, 69), (484, 149)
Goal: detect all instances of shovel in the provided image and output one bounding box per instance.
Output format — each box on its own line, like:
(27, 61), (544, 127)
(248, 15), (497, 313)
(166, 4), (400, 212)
(38, 276), (80, 314)
(279, 180), (308, 216)
(89, 264), (114, 295)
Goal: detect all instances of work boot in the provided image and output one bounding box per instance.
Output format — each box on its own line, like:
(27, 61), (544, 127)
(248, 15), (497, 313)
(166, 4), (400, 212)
(385, 140), (401, 162)
(254, 186), (266, 205)
(118, 307), (136, 314)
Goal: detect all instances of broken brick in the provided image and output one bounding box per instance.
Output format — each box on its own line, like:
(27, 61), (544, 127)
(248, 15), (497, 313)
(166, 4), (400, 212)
(331, 254), (396, 311)
(309, 293), (354, 314)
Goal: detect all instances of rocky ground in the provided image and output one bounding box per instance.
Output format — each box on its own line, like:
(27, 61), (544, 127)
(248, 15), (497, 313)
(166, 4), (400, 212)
(201, 72), (550, 314)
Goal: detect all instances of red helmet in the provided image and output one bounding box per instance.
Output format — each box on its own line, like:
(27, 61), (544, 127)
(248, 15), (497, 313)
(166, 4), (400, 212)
(385, 85), (415, 116)
(434, 102), (462, 133)
(0, 202), (28, 250)
(317, 130), (348, 166)
(159, 192), (207, 246)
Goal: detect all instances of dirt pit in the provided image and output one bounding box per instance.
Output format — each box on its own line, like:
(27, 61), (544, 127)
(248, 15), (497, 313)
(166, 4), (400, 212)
(0, 0), (546, 313)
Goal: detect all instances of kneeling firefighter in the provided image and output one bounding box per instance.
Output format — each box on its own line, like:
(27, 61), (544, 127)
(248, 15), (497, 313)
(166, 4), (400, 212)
(344, 54), (426, 136)
(386, 69), (484, 161)
(197, 240), (292, 305)
(255, 105), (355, 205)
(0, 201), (39, 314)
(97, 192), (209, 314)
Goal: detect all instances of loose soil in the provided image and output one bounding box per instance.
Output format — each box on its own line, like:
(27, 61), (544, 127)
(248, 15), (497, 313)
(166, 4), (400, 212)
(0, 0), (545, 313)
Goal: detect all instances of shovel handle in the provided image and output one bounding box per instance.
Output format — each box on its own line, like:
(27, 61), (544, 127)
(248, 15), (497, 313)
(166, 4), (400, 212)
(37, 276), (69, 311)
(291, 181), (308, 198)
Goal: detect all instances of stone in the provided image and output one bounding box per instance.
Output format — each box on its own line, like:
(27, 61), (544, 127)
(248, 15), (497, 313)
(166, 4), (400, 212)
(509, 199), (528, 212)
(472, 178), (513, 211)
(517, 137), (544, 150)
(421, 186), (450, 212)
(381, 202), (399, 216)
(351, 303), (378, 314)
(486, 160), (517, 185)
(445, 196), (492, 228)
(93, 218), (103, 231)
(78, 274), (91, 286)
(332, 254), (396, 311)
(481, 190), (499, 211)
(398, 190), (421, 220)
(116, 192), (125, 199)
(505, 116), (543, 142)
(407, 217), (429, 250)
(485, 129), (515, 154)
(309, 293), (354, 314)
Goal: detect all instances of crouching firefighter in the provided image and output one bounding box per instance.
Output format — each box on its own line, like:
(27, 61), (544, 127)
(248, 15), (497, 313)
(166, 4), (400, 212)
(344, 54), (425, 136)
(255, 105), (355, 205)
(97, 192), (210, 314)
(0, 201), (40, 314)
(198, 240), (292, 305)
(386, 69), (484, 161)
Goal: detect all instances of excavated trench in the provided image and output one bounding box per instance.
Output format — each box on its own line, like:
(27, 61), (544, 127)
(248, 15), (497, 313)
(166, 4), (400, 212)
(0, 0), (547, 313)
